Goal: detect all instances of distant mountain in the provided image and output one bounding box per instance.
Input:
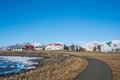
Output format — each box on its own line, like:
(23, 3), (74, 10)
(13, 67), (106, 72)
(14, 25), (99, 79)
(112, 40), (120, 44)
(0, 47), (8, 51)
(79, 40), (120, 47)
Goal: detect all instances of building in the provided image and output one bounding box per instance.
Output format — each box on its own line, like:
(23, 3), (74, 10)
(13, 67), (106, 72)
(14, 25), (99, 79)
(81, 42), (95, 51)
(24, 43), (34, 51)
(8, 44), (25, 51)
(69, 44), (85, 52)
(101, 43), (112, 52)
(101, 40), (120, 52)
(32, 42), (44, 50)
(8, 43), (34, 51)
(45, 43), (64, 50)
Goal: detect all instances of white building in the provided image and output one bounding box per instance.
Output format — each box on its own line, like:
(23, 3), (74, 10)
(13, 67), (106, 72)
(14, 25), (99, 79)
(101, 43), (113, 52)
(101, 40), (120, 52)
(8, 44), (25, 51)
(81, 42), (96, 51)
(45, 43), (64, 50)
(78, 40), (120, 52)
(33, 42), (44, 50)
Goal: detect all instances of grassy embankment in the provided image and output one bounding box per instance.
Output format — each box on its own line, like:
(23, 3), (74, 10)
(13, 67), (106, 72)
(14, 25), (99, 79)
(0, 51), (88, 80)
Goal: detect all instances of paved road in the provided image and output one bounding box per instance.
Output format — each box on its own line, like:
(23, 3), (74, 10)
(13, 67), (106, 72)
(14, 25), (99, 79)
(74, 56), (112, 80)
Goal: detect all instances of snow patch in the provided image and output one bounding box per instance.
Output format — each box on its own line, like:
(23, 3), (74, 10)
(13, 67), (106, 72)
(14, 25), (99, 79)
(0, 56), (43, 69)
(0, 56), (44, 75)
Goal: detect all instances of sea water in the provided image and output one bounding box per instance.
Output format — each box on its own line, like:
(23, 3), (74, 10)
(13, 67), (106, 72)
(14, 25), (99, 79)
(0, 56), (43, 76)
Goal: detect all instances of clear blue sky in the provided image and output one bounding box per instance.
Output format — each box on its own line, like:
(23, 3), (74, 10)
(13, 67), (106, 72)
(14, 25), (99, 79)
(0, 0), (120, 46)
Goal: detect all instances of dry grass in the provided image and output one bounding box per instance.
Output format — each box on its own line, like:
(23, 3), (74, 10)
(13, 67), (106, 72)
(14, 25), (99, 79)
(69, 52), (120, 80)
(0, 51), (88, 80)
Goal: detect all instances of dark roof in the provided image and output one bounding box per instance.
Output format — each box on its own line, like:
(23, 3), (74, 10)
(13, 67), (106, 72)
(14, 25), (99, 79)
(9, 44), (25, 49)
(8, 43), (33, 49)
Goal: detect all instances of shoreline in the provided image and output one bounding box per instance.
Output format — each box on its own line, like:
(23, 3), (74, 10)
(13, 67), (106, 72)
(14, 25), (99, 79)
(0, 51), (88, 80)
(0, 56), (44, 78)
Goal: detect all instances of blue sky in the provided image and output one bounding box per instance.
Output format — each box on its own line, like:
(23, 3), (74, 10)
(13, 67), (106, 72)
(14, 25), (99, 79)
(0, 0), (120, 46)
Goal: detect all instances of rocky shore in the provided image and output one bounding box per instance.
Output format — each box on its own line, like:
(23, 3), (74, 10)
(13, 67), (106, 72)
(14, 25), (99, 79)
(0, 51), (88, 80)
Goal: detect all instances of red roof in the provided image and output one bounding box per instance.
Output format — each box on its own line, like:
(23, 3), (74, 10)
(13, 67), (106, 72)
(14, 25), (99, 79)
(25, 45), (34, 49)
(54, 44), (63, 46)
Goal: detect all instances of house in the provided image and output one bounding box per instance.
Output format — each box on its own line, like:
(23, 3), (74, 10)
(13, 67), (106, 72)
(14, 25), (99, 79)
(8, 44), (25, 51)
(81, 42), (95, 51)
(25, 43), (34, 51)
(101, 40), (120, 52)
(32, 42), (44, 50)
(45, 43), (64, 50)
(8, 43), (34, 51)
(101, 43), (112, 52)
(69, 44), (85, 52)
(112, 40), (120, 52)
